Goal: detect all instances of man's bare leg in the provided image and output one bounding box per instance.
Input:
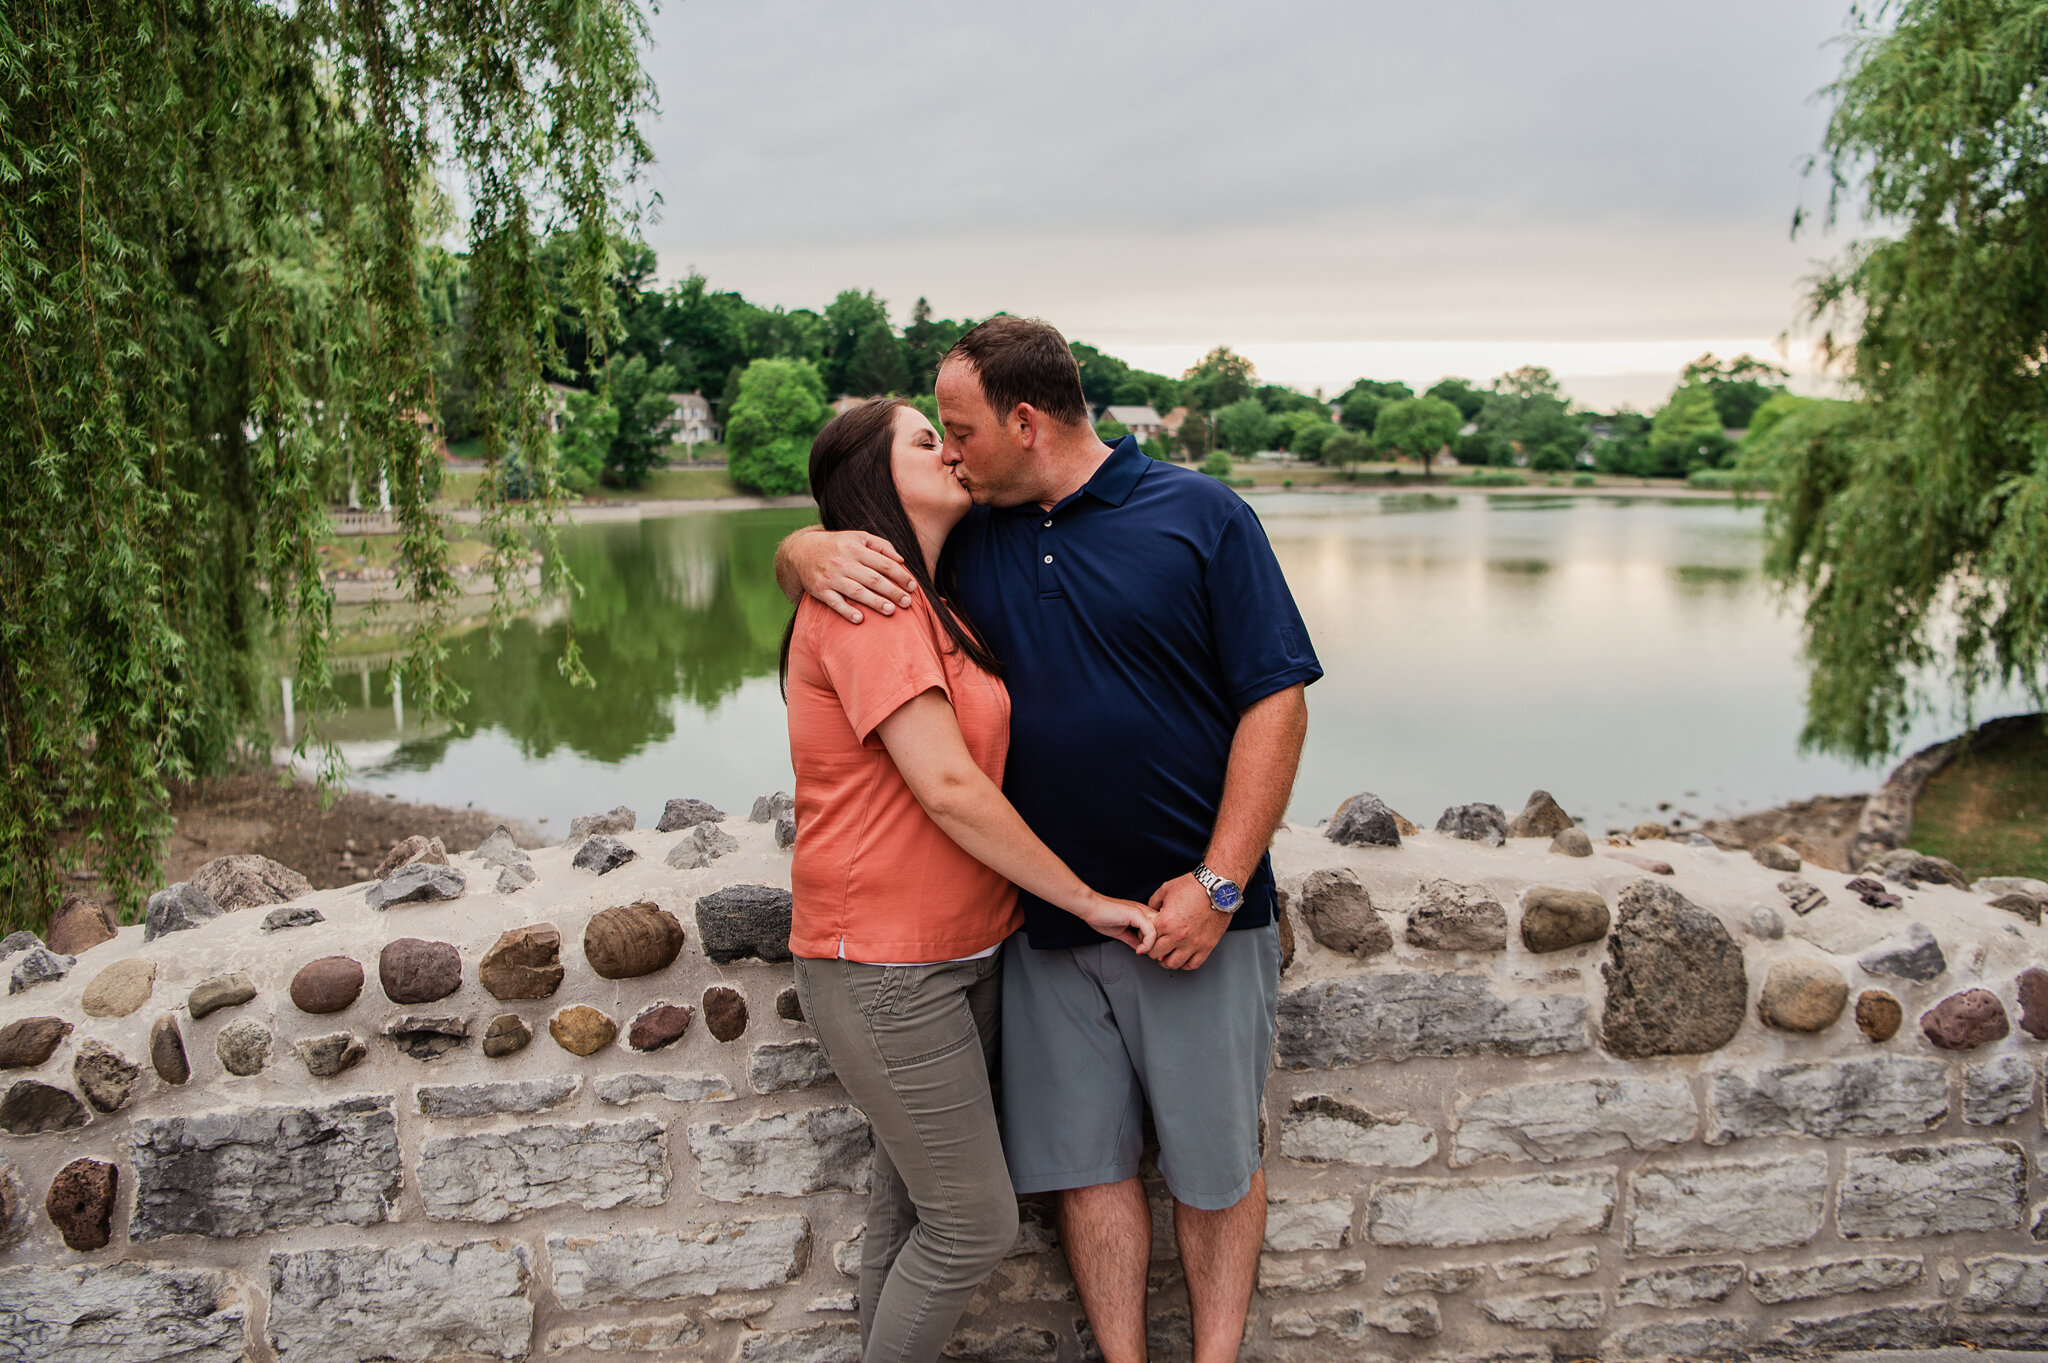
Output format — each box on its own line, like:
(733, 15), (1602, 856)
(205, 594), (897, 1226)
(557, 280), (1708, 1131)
(1058, 1178), (1151, 1363)
(1175, 1168), (1266, 1363)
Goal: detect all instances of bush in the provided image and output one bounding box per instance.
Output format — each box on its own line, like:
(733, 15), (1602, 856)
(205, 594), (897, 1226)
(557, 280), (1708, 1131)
(1686, 468), (1772, 492)
(727, 358), (829, 495)
(1322, 428), (1371, 468)
(1572, 472), (1596, 487)
(1449, 470), (1527, 487)
(1200, 452), (1235, 479)
(1214, 398), (1273, 456)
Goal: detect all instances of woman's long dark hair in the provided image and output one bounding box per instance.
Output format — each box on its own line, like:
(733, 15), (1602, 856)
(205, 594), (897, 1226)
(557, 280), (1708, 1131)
(779, 398), (1003, 696)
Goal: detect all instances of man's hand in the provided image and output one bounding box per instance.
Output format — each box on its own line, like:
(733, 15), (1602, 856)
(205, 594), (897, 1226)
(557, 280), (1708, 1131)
(1145, 874), (1232, 971)
(776, 528), (916, 623)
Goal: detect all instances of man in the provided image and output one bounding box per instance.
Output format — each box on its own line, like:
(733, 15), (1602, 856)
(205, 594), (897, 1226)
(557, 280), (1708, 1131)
(777, 316), (1319, 1363)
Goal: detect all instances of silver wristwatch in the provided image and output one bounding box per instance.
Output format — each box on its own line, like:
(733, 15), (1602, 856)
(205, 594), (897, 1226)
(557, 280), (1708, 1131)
(1192, 863), (1244, 914)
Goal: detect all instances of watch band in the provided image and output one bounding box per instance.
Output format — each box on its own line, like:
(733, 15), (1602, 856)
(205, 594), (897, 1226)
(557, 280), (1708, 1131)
(1193, 862), (1243, 914)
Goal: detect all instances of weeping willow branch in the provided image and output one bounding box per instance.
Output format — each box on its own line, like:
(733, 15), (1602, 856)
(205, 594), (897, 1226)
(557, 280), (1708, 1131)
(0, 0), (654, 932)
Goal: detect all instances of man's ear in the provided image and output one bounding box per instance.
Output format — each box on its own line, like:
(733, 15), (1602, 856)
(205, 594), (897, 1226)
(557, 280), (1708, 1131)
(1012, 403), (1039, 448)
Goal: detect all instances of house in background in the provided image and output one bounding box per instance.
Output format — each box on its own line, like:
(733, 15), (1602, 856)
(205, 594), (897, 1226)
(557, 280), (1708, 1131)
(1099, 404), (1166, 440)
(830, 395), (867, 418)
(666, 391), (720, 447)
(545, 381), (579, 434)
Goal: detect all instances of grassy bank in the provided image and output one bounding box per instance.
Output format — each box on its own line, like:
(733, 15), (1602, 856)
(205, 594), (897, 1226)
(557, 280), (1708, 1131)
(1910, 721), (2048, 880)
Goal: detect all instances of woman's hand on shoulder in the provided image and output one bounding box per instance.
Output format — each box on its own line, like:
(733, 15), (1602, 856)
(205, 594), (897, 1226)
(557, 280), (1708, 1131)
(1077, 896), (1159, 954)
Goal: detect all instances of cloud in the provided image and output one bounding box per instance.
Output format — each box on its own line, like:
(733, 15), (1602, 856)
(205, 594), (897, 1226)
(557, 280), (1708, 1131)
(635, 0), (1861, 395)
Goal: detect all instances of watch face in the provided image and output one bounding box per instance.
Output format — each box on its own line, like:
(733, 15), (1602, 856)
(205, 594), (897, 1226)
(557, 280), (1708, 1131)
(1212, 881), (1243, 912)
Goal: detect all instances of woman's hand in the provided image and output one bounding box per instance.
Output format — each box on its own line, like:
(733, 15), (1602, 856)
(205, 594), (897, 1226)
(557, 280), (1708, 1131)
(1076, 896), (1159, 954)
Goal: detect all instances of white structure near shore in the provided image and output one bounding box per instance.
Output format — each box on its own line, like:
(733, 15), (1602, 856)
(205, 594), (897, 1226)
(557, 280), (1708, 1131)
(0, 797), (2043, 1362)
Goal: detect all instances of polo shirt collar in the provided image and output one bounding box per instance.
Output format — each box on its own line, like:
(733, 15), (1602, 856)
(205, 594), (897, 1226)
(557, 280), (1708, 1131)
(1078, 435), (1148, 508)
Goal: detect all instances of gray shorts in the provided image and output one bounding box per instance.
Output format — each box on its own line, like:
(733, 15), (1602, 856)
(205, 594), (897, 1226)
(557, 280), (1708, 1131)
(999, 925), (1280, 1211)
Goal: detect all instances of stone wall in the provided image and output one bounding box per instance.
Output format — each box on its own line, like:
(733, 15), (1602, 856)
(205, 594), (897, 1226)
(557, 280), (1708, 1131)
(1, 795), (2044, 1362)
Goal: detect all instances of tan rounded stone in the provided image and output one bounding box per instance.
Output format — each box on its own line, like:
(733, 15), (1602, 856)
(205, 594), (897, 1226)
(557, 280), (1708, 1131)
(549, 1005), (617, 1056)
(1757, 958), (1849, 1032)
(149, 1013), (190, 1084)
(1855, 989), (1903, 1042)
(80, 958), (156, 1018)
(483, 1013), (533, 1059)
(44, 894), (118, 956)
(1631, 820), (1670, 841)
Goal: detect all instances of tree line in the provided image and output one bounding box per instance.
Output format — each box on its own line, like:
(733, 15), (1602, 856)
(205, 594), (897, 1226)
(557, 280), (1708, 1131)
(472, 245), (1805, 494)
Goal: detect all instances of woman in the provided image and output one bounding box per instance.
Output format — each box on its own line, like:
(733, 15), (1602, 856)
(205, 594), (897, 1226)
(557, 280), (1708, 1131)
(783, 398), (1155, 1363)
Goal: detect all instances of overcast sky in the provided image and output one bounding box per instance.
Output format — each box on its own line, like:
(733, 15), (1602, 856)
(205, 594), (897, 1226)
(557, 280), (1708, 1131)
(636, 0), (1861, 406)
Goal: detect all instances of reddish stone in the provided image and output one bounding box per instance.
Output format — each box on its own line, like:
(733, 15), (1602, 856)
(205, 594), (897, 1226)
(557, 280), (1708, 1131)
(291, 956), (365, 1014)
(1605, 852), (1675, 876)
(2015, 966), (2048, 1041)
(629, 1002), (693, 1052)
(703, 985), (748, 1042)
(1920, 988), (2010, 1050)
(44, 894), (117, 956)
(775, 985), (805, 1023)
(378, 938), (462, 1005)
(46, 1159), (116, 1251)
(1855, 989), (1903, 1042)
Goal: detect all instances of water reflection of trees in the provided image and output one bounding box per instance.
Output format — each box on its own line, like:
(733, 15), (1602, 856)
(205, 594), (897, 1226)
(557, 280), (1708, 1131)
(388, 508), (814, 767)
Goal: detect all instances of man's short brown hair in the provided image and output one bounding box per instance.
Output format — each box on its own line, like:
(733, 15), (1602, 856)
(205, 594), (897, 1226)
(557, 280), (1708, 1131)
(943, 315), (1089, 427)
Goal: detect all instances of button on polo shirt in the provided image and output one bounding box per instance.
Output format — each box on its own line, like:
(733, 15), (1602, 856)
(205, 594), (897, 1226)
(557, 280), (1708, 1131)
(947, 436), (1323, 950)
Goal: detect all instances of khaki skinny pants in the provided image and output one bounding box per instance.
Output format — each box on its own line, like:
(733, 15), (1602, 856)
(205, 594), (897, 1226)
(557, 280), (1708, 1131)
(794, 953), (1019, 1363)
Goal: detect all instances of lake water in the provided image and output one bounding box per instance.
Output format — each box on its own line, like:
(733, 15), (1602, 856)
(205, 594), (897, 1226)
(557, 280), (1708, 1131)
(297, 491), (1946, 837)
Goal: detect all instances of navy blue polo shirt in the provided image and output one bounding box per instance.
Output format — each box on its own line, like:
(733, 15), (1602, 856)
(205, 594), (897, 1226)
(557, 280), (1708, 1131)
(946, 436), (1322, 950)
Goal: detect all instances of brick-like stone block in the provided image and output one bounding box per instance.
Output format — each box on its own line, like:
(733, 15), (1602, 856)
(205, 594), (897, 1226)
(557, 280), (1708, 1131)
(549, 1215), (810, 1306)
(690, 1106), (872, 1202)
(131, 1096), (400, 1239)
(750, 1039), (838, 1095)
(1964, 1054), (2033, 1125)
(1368, 1172), (1614, 1247)
(546, 1315), (705, 1354)
(1451, 1076), (1694, 1166)
(1617, 1262), (1743, 1307)
(1750, 1255), (1923, 1304)
(0, 1262), (247, 1361)
(417, 1119), (668, 1222)
(1625, 1152), (1827, 1256)
(1263, 1194), (1353, 1251)
(267, 1240), (533, 1361)
(739, 1322), (862, 1363)
(1279, 1095), (1435, 1167)
(1270, 1297), (1440, 1339)
(1837, 1141), (2025, 1240)
(1604, 1319), (1748, 1359)
(1481, 1290), (1606, 1330)
(1277, 972), (1587, 1068)
(415, 1076), (580, 1118)
(1775, 1305), (1949, 1351)
(1961, 1256), (2048, 1312)
(595, 1071), (736, 1106)
(1704, 1055), (1947, 1143)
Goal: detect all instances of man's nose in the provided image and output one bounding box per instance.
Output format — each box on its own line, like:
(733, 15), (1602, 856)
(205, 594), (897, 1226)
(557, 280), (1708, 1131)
(940, 444), (963, 466)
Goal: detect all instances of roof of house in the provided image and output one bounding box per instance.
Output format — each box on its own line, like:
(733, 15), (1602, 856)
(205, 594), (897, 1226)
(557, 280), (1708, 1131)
(1102, 405), (1164, 426)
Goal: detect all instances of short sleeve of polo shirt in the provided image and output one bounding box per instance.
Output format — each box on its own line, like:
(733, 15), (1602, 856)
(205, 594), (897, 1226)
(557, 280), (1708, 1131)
(810, 607), (950, 745)
(1204, 501), (1324, 709)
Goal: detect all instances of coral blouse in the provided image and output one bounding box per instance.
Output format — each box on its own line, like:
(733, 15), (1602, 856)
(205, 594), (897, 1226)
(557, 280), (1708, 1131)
(785, 591), (1021, 962)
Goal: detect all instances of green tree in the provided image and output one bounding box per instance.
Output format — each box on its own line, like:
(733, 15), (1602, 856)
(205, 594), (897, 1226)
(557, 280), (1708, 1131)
(0, 0), (651, 930)
(1373, 396), (1464, 478)
(1182, 346), (1257, 413)
(1648, 383), (1732, 477)
(557, 391), (618, 494)
(845, 323), (911, 398)
(1215, 398), (1275, 455)
(1764, 0), (2048, 760)
(1322, 429), (1372, 468)
(1283, 410), (1336, 460)
(1173, 412), (1215, 460)
(726, 360), (830, 496)
(904, 298), (972, 393)
(601, 354), (683, 487)
(1200, 451), (1236, 479)
(1425, 377), (1488, 422)
(1071, 342), (1135, 410)
(1682, 353), (1790, 431)
(1338, 379), (1414, 433)
(1095, 417), (1131, 443)
(820, 290), (903, 397)
(1471, 367), (1586, 468)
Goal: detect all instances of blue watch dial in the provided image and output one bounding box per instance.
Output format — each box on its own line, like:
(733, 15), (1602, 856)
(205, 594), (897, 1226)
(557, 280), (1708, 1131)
(1211, 880), (1243, 912)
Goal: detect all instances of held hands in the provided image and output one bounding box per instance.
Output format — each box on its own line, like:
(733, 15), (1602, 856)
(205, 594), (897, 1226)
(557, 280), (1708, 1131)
(1079, 896), (1160, 955)
(803, 530), (917, 623)
(1145, 873), (1232, 971)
